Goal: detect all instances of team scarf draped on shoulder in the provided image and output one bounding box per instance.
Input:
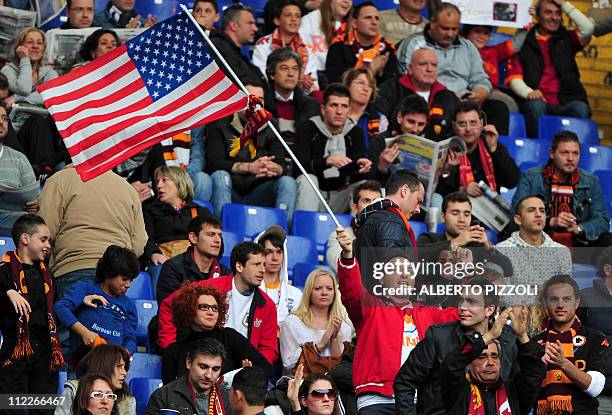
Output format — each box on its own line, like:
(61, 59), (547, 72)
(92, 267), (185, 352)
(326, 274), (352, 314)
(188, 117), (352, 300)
(187, 374), (227, 415)
(1, 251), (64, 371)
(543, 161), (580, 247)
(466, 372), (511, 415)
(342, 29), (395, 69)
(459, 139), (497, 192)
(537, 317), (583, 415)
(271, 29), (309, 76)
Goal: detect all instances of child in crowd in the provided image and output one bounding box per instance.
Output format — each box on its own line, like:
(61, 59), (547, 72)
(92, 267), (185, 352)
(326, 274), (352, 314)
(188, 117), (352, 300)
(54, 245), (139, 367)
(0, 214), (64, 406)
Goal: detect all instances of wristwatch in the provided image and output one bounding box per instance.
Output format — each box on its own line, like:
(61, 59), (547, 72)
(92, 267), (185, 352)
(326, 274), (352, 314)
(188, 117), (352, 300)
(576, 224), (584, 236)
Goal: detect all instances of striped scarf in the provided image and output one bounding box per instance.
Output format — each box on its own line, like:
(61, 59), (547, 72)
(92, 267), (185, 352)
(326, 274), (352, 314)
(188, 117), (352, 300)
(459, 139), (497, 192)
(343, 29), (394, 69)
(271, 29), (309, 80)
(543, 161), (580, 247)
(1, 251), (64, 371)
(187, 375), (227, 415)
(537, 318), (582, 415)
(466, 372), (511, 415)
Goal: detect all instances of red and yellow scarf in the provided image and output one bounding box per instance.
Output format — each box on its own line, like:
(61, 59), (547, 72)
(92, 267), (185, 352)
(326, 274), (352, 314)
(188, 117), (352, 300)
(466, 372), (511, 415)
(271, 29), (309, 77)
(187, 375), (227, 415)
(1, 251), (64, 371)
(343, 29), (394, 69)
(459, 139), (497, 192)
(537, 317), (582, 415)
(543, 161), (580, 247)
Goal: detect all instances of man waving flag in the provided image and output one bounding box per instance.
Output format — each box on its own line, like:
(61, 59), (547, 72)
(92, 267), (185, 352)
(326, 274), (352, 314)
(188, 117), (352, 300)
(38, 12), (248, 181)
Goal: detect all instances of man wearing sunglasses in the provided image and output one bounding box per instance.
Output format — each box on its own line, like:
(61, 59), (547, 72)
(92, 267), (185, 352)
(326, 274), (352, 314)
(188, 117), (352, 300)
(148, 338), (231, 415)
(158, 242), (279, 364)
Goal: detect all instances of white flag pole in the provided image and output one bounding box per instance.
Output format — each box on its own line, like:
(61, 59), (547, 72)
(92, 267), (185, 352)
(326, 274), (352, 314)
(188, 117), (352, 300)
(180, 4), (342, 228)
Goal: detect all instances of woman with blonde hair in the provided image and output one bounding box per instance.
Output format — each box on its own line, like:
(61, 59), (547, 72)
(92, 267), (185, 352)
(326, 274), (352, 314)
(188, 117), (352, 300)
(299, 0), (352, 85)
(1, 27), (65, 178)
(143, 166), (212, 265)
(279, 268), (353, 374)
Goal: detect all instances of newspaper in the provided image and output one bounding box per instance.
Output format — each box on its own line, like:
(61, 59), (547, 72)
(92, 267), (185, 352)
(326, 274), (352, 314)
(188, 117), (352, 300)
(46, 27), (146, 74)
(468, 181), (512, 232)
(0, 180), (40, 212)
(386, 134), (467, 208)
(0, 6), (37, 60)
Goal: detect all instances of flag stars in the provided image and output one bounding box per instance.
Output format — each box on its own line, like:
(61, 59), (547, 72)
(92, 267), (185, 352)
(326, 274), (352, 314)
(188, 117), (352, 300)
(156, 81), (162, 88)
(176, 75), (182, 82)
(152, 58), (158, 65)
(153, 91), (159, 98)
(147, 79), (153, 86)
(159, 71), (165, 78)
(162, 50), (169, 58)
(165, 84), (171, 90)
(169, 63), (176, 70)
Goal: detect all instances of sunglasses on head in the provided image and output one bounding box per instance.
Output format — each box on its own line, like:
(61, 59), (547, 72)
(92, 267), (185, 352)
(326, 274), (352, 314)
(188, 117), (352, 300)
(309, 389), (337, 400)
(198, 303), (219, 312)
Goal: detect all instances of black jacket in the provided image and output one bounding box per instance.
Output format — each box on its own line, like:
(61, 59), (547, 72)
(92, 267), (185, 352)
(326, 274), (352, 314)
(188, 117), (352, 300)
(209, 30), (267, 87)
(147, 374), (232, 415)
(294, 118), (371, 191)
(518, 25), (589, 105)
(162, 329), (272, 385)
(533, 324), (609, 415)
(435, 139), (520, 198)
(393, 322), (518, 415)
(325, 38), (398, 85)
(156, 247), (231, 305)
(579, 280), (612, 394)
(142, 199), (211, 260)
(441, 334), (546, 415)
(206, 115), (288, 196)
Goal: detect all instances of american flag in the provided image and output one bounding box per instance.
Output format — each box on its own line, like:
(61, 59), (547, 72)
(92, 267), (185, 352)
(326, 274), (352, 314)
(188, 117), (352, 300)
(38, 12), (248, 181)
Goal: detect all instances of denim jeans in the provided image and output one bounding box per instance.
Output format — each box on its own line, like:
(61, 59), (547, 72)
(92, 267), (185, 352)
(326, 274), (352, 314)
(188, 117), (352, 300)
(0, 210), (25, 235)
(190, 171), (213, 202)
(521, 99), (591, 138)
(187, 125), (213, 201)
(210, 170), (296, 224)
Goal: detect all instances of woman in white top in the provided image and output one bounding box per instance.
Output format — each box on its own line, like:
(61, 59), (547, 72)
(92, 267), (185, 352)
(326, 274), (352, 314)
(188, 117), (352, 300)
(299, 0), (352, 78)
(280, 268), (353, 374)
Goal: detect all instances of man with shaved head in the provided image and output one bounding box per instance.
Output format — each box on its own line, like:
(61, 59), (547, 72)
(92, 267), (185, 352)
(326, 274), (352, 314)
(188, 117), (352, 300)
(373, 46), (459, 139)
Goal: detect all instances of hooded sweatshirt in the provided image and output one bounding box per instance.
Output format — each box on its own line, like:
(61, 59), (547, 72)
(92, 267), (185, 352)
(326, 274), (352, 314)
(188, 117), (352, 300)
(254, 230), (303, 324)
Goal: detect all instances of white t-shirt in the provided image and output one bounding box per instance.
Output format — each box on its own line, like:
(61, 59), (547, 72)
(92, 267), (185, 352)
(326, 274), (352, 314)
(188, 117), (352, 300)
(401, 312), (420, 365)
(225, 280), (254, 338)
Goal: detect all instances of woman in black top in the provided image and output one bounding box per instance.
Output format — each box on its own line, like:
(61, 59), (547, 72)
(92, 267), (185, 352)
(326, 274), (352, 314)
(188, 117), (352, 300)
(162, 282), (271, 384)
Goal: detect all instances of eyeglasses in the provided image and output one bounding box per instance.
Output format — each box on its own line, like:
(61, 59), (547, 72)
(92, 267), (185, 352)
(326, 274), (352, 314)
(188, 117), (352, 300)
(351, 79), (374, 89)
(309, 389), (337, 400)
(198, 303), (220, 312)
(89, 392), (118, 401)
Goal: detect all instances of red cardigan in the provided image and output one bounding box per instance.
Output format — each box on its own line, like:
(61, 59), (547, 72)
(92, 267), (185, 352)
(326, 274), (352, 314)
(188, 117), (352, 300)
(158, 276), (279, 364)
(337, 258), (458, 398)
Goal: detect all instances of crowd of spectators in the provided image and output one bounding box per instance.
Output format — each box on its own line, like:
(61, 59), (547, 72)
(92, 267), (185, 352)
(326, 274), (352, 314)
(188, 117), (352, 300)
(0, 0), (611, 414)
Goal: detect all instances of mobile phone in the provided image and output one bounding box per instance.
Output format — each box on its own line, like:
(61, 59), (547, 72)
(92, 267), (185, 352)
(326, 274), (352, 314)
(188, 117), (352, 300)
(338, 162), (360, 176)
(92, 299), (104, 307)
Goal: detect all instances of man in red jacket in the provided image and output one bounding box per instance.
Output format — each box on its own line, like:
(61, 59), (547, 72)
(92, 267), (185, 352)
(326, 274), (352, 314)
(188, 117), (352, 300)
(158, 242), (279, 364)
(336, 228), (458, 415)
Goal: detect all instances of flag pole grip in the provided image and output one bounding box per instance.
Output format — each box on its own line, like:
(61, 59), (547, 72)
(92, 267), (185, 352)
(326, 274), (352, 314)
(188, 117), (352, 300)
(181, 4), (342, 228)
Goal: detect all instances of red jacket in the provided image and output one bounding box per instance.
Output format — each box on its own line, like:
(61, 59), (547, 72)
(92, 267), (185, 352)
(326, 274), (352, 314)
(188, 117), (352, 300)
(158, 276), (279, 364)
(398, 74), (448, 107)
(337, 258), (458, 398)
(477, 39), (515, 88)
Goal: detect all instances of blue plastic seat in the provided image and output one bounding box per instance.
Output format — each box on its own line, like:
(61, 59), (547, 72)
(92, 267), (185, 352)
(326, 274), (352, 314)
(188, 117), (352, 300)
(133, 300), (158, 352)
(126, 353), (162, 384)
(410, 221), (428, 238)
(129, 378), (163, 415)
(579, 145), (612, 172)
(286, 235), (318, 272)
(291, 211), (353, 260)
(520, 161), (539, 172)
(126, 272), (154, 301)
(193, 199), (214, 215)
(292, 262), (334, 288)
(222, 204), (287, 237)
(220, 255), (231, 269)
(373, 0), (399, 11)
(0, 236), (15, 257)
(222, 231), (246, 257)
(508, 112), (527, 138)
(538, 115), (599, 145)
(499, 186), (517, 205)
(58, 370), (67, 395)
(594, 170), (612, 217)
(499, 136), (550, 167)
(572, 263), (597, 290)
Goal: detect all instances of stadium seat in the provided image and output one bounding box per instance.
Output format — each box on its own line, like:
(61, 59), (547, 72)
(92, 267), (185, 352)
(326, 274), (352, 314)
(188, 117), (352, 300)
(508, 112), (527, 138)
(572, 263), (597, 290)
(594, 170), (612, 217)
(0, 236), (15, 257)
(126, 353), (162, 384)
(193, 199), (214, 215)
(133, 300), (158, 352)
(373, 0), (399, 11)
(292, 262), (334, 288)
(538, 115), (599, 145)
(519, 161), (539, 172)
(286, 235), (318, 272)
(499, 136), (550, 167)
(499, 187), (517, 205)
(58, 371), (67, 395)
(579, 145), (612, 172)
(126, 272), (154, 301)
(410, 221), (428, 238)
(292, 211), (353, 260)
(222, 204), (288, 237)
(223, 231), (246, 257)
(130, 378), (163, 415)
(220, 255), (231, 269)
